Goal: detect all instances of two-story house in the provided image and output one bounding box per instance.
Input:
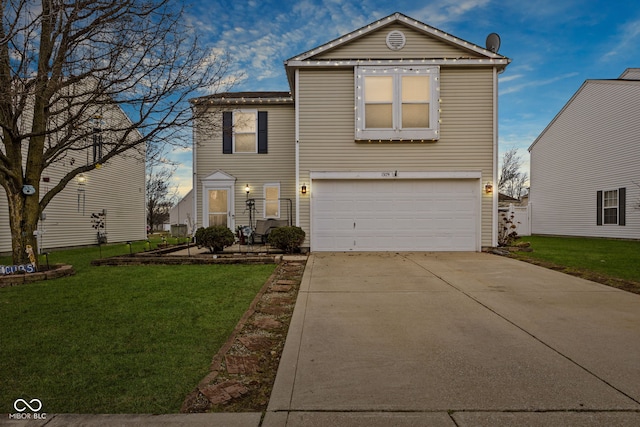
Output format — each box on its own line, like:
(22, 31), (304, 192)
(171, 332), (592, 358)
(528, 69), (640, 239)
(191, 12), (510, 252)
(0, 103), (146, 255)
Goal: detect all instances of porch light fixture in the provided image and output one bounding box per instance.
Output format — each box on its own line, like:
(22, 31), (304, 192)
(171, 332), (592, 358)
(301, 183), (307, 194)
(484, 182), (493, 194)
(245, 183), (250, 195)
(77, 173), (87, 215)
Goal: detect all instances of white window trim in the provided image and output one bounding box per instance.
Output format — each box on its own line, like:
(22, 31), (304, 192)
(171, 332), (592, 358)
(355, 65), (440, 141)
(233, 109), (258, 154)
(602, 188), (619, 225)
(264, 182), (280, 219)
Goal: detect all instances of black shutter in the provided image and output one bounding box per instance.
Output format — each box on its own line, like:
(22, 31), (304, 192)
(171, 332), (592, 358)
(619, 187), (626, 226)
(222, 111), (232, 154)
(258, 111), (268, 154)
(596, 191), (603, 226)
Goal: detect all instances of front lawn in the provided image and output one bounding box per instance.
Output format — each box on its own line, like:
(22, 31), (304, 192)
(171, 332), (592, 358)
(512, 235), (640, 293)
(0, 243), (275, 414)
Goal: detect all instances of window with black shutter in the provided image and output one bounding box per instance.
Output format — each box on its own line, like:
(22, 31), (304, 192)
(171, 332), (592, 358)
(597, 188), (626, 226)
(222, 110), (267, 154)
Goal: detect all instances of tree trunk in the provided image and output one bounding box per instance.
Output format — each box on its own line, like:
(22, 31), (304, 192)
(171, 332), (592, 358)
(6, 188), (40, 267)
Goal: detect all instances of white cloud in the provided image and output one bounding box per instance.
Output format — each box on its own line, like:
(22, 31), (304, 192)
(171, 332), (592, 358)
(602, 18), (640, 60)
(499, 74), (523, 84)
(408, 0), (491, 26)
(500, 72), (579, 96)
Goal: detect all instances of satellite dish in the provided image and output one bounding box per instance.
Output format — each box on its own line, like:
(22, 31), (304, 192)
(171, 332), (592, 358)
(486, 33), (501, 53)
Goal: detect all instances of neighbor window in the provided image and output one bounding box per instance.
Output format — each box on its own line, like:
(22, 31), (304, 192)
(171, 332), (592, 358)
(355, 66), (439, 140)
(264, 183), (280, 218)
(92, 127), (103, 163)
(597, 188), (626, 226)
(603, 190), (618, 224)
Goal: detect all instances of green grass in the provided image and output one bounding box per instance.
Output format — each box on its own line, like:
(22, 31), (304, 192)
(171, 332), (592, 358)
(514, 235), (640, 283)
(0, 243), (275, 414)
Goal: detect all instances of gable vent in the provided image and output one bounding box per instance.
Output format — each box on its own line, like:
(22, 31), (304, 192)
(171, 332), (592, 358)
(386, 30), (406, 50)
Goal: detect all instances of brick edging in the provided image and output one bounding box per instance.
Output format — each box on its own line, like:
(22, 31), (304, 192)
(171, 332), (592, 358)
(180, 262), (286, 411)
(0, 264), (75, 287)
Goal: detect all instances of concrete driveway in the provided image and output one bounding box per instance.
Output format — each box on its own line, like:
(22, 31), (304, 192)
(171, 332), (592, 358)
(264, 252), (640, 426)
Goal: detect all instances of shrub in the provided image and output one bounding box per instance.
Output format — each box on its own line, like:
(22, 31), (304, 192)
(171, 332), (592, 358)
(268, 226), (306, 253)
(195, 226), (235, 253)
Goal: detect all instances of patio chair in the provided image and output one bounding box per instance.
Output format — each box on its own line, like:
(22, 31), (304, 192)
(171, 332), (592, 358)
(251, 219), (288, 244)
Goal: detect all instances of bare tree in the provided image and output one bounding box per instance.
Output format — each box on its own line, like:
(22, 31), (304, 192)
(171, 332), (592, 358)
(498, 148), (529, 199)
(0, 0), (231, 265)
(146, 153), (176, 232)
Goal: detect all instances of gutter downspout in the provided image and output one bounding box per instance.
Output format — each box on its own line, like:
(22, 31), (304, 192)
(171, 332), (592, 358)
(295, 68), (300, 227)
(492, 66), (499, 248)
(192, 106), (198, 231)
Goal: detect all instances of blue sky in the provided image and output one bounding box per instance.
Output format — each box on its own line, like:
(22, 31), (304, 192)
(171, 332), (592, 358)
(169, 0), (640, 197)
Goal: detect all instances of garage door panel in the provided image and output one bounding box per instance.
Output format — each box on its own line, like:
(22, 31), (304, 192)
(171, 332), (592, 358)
(312, 179), (478, 251)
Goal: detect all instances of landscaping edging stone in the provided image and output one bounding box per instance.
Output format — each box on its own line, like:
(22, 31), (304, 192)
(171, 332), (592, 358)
(181, 258), (307, 413)
(91, 254), (282, 266)
(0, 264), (75, 287)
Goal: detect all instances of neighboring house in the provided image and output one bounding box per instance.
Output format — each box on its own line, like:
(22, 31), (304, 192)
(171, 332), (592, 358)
(528, 68), (640, 239)
(498, 193), (520, 207)
(169, 189), (194, 233)
(191, 12), (510, 251)
(0, 105), (146, 255)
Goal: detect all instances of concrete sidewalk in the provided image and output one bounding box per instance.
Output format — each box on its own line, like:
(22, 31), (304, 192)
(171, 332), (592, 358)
(264, 252), (640, 426)
(1, 413), (262, 426)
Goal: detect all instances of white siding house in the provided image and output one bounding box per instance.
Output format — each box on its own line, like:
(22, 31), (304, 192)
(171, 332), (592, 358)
(528, 69), (640, 239)
(0, 104), (146, 255)
(169, 190), (194, 229)
(192, 12), (510, 251)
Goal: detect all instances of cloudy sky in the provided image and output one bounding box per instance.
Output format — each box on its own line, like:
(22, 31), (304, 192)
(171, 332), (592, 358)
(169, 0), (640, 197)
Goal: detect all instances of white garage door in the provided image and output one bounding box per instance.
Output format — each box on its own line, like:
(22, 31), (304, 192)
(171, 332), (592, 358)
(312, 179), (479, 251)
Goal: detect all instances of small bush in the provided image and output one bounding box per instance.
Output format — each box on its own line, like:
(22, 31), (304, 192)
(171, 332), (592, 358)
(195, 226), (235, 253)
(268, 226), (306, 253)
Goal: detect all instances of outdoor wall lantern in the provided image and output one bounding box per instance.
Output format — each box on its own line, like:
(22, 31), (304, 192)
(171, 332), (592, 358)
(301, 183), (307, 194)
(77, 173), (87, 215)
(245, 184), (250, 195)
(484, 182), (493, 194)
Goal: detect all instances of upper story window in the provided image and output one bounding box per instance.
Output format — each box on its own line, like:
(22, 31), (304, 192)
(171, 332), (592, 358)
(92, 127), (103, 163)
(222, 110), (268, 154)
(233, 111), (257, 153)
(355, 65), (440, 141)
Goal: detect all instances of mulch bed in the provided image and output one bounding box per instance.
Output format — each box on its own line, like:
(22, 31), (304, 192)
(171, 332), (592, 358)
(180, 258), (306, 413)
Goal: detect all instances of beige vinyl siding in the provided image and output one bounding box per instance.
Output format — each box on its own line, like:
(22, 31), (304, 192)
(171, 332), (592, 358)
(315, 23), (483, 60)
(194, 104), (296, 230)
(297, 66), (495, 248)
(0, 135), (145, 254)
(34, 153), (144, 251)
(529, 80), (640, 239)
(620, 68), (640, 80)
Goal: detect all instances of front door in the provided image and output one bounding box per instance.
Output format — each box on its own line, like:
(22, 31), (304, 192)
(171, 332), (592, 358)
(208, 189), (229, 227)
